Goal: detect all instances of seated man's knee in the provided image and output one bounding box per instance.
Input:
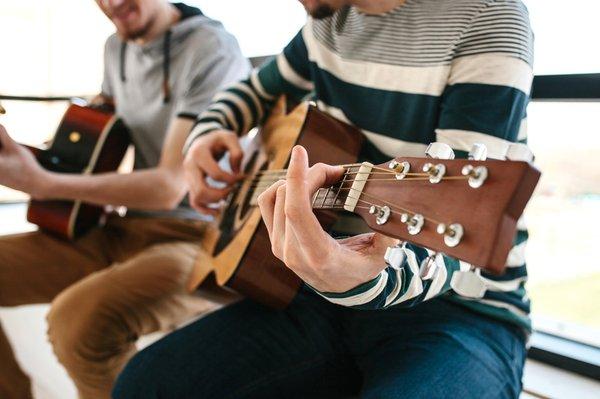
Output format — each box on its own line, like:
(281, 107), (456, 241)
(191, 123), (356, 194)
(47, 279), (131, 369)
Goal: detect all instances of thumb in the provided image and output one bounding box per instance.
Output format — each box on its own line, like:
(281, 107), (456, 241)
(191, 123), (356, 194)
(371, 233), (400, 251)
(0, 124), (16, 151)
(220, 132), (243, 174)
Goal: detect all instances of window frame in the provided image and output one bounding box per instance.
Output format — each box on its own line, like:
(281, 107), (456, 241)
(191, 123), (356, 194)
(527, 73), (600, 380)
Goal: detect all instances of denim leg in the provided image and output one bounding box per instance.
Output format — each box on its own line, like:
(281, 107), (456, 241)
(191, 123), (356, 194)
(113, 292), (361, 399)
(352, 300), (526, 399)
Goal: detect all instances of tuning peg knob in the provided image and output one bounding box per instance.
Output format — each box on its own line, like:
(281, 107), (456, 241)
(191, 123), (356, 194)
(461, 165), (488, 188)
(400, 213), (424, 235)
(384, 243), (407, 270)
(450, 267), (487, 299)
(420, 252), (443, 280)
(506, 143), (534, 162)
(468, 143), (488, 161)
(388, 160), (410, 180)
(369, 205), (391, 225)
(425, 142), (455, 159)
(437, 223), (464, 247)
(422, 162), (446, 184)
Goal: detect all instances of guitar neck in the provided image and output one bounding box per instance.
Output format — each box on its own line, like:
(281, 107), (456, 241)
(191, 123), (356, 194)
(248, 170), (351, 212)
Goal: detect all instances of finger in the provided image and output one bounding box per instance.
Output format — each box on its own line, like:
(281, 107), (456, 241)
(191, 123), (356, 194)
(193, 202), (220, 217)
(306, 163), (345, 194)
(187, 168), (229, 213)
(285, 146), (329, 252)
(186, 165), (206, 208)
(197, 154), (239, 185)
(195, 179), (232, 203)
(220, 133), (244, 174)
(257, 179), (285, 239)
(0, 125), (16, 151)
(283, 208), (304, 269)
(271, 183), (287, 258)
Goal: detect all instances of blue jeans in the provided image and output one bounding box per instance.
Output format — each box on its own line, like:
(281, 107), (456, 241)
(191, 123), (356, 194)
(113, 289), (526, 399)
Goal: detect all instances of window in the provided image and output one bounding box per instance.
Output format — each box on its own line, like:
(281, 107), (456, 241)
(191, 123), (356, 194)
(523, 0), (600, 347)
(525, 101), (600, 347)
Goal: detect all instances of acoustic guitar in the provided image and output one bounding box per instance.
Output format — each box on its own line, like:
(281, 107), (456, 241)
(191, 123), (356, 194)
(189, 98), (541, 309)
(2, 103), (130, 239)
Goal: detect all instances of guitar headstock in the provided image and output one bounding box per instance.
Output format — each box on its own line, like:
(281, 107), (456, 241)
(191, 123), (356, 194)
(316, 143), (541, 274)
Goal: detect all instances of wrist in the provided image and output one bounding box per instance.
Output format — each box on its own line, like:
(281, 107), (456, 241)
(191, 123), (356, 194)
(311, 272), (384, 296)
(30, 169), (55, 200)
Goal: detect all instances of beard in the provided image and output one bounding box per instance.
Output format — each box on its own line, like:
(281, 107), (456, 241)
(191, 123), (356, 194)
(115, 13), (154, 41)
(310, 4), (336, 19)
(117, 21), (151, 40)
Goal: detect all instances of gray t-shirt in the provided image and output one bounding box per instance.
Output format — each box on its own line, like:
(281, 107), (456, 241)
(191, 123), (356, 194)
(101, 9), (251, 219)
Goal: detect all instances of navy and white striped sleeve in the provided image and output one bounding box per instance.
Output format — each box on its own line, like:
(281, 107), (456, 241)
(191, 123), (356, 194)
(183, 28), (314, 153)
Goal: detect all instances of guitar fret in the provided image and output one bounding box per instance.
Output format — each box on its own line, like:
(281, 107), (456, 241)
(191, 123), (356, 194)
(312, 190), (320, 208)
(321, 187), (332, 209)
(331, 170), (349, 209)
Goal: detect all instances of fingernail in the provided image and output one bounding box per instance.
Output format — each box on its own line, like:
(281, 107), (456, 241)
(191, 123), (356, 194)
(291, 145), (303, 161)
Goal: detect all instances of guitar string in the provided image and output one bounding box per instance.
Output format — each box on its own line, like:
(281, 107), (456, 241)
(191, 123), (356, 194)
(249, 163), (470, 188)
(318, 185), (445, 226)
(254, 163), (406, 177)
(247, 172), (464, 218)
(247, 175), (470, 190)
(248, 176), (446, 226)
(248, 165), (465, 188)
(253, 171), (429, 178)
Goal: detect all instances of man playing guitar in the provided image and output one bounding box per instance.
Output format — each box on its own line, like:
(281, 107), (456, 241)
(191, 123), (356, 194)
(115, 0), (534, 397)
(0, 1), (249, 398)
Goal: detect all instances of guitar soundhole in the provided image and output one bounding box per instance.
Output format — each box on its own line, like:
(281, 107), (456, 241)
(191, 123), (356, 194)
(213, 150), (267, 256)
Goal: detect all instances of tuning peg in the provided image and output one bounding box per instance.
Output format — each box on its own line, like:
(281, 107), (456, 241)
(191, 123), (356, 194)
(506, 143), (534, 162)
(425, 142), (455, 159)
(388, 160), (410, 180)
(450, 267), (487, 299)
(420, 252), (443, 280)
(461, 164), (488, 188)
(400, 213), (424, 235)
(468, 143), (488, 161)
(369, 205), (391, 225)
(384, 243), (407, 270)
(422, 162), (446, 184)
(437, 223), (464, 247)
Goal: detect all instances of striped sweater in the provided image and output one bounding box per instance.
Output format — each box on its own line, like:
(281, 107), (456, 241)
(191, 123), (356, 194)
(185, 0), (534, 333)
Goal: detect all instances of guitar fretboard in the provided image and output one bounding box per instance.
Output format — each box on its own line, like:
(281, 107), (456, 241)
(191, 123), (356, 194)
(247, 171), (353, 211)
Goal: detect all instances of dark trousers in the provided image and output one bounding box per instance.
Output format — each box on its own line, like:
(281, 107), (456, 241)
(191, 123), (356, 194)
(113, 288), (526, 399)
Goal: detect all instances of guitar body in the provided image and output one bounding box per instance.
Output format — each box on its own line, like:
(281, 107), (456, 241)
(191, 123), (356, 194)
(26, 104), (129, 239)
(190, 99), (365, 308)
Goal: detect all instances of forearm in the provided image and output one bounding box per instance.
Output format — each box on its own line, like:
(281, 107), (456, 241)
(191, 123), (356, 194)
(313, 244), (461, 310)
(40, 167), (186, 211)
